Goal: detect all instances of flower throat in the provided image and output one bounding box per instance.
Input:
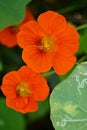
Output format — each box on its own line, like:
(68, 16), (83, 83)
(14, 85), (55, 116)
(16, 82), (30, 97)
(39, 36), (56, 52)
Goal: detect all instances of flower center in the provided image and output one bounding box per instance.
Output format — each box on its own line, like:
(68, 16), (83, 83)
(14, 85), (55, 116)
(16, 82), (30, 97)
(39, 36), (56, 52)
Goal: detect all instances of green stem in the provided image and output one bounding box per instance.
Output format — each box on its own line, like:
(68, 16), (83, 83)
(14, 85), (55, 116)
(42, 70), (55, 78)
(57, 2), (87, 14)
(76, 24), (87, 31)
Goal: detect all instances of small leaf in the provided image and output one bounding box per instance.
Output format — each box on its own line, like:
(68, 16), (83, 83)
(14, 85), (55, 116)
(0, 98), (25, 130)
(50, 62), (87, 130)
(0, 0), (32, 29)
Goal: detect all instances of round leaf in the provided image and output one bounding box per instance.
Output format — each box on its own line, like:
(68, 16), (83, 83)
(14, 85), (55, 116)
(0, 0), (32, 29)
(50, 62), (87, 130)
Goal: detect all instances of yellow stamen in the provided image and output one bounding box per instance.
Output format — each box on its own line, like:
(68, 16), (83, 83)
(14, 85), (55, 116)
(16, 82), (30, 97)
(39, 36), (56, 52)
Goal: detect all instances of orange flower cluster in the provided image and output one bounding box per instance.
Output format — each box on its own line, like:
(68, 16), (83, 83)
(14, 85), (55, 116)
(1, 66), (49, 113)
(0, 9), (34, 47)
(1, 10), (79, 113)
(17, 11), (79, 75)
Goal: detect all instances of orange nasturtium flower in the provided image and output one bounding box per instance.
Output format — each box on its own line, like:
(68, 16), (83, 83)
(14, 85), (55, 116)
(0, 9), (34, 48)
(17, 11), (79, 75)
(1, 66), (49, 113)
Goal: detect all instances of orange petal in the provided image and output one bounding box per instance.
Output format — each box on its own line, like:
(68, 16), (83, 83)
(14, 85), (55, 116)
(6, 97), (38, 113)
(38, 10), (66, 36)
(1, 71), (21, 97)
(53, 55), (76, 75)
(1, 71), (21, 85)
(1, 84), (16, 98)
(57, 24), (79, 56)
(17, 66), (38, 81)
(22, 98), (38, 113)
(17, 21), (44, 48)
(30, 75), (50, 101)
(61, 24), (79, 40)
(22, 45), (52, 72)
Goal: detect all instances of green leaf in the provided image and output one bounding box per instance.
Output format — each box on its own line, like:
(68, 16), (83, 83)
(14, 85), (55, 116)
(0, 0), (32, 29)
(79, 29), (87, 53)
(0, 98), (25, 130)
(50, 62), (87, 130)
